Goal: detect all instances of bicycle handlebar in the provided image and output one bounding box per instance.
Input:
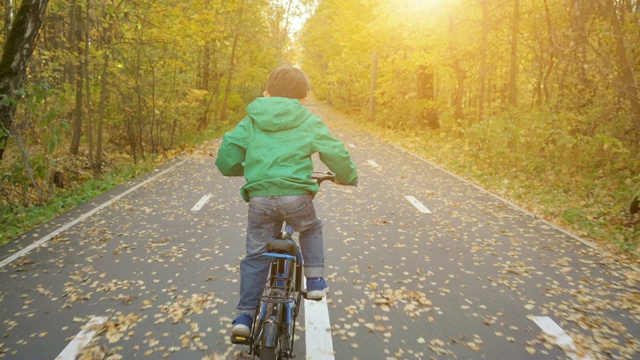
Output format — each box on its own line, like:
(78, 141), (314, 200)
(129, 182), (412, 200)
(312, 171), (358, 187)
(312, 171), (336, 185)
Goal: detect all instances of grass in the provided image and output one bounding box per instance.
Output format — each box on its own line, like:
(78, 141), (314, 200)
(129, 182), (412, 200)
(0, 122), (232, 248)
(0, 162), (155, 246)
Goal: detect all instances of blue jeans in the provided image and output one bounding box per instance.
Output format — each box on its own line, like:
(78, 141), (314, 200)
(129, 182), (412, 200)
(237, 194), (324, 311)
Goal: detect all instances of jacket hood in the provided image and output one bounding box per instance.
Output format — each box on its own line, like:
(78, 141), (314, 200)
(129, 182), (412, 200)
(246, 97), (310, 132)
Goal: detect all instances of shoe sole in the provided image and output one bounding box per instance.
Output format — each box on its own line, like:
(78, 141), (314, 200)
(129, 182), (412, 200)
(232, 325), (251, 337)
(305, 287), (329, 300)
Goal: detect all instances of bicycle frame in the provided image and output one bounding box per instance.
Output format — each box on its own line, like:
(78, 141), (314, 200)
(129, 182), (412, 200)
(232, 223), (303, 359)
(231, 172), (337, 359)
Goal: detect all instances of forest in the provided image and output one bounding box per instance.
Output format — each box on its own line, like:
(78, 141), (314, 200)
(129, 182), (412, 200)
(1, 0), (639, 257)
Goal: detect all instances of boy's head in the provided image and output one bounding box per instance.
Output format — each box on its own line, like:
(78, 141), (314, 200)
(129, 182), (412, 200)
(264, 65), (309, 99)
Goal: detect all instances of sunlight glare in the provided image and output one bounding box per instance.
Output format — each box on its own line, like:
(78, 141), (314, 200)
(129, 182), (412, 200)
(401, 0), (446, 11)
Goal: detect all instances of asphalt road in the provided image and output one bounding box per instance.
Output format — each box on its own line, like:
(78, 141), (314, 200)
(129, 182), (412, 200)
(1, 103), (639, 360)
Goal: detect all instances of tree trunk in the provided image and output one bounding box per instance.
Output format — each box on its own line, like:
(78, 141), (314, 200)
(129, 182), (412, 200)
(478, 0), (489, 121)
(507, 0), (519, 107)
(220, 0), (243, 121)
(604, 0), (640, 138)
(96, 50), (108, 176)
(561, 0), (592, 109)
(534, 0), (557, 107)
(448, 14), (465, 120)
(135, 43), (145, 162)
(85, 0), (93, 167)
(369, 49), (378, 122)
(417, 64), (439, 129)
(94, 0), (113, 177)
(69, 0), (83, 155)
(0, 0), (49, 161)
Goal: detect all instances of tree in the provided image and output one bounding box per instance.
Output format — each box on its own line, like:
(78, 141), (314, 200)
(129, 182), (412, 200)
(603, 0), (640, 140)
(220, 0), (244, 121)
(478, 0), (489, 120)
(300, 0), (375, 107)
(507, 0), (519, 107)
(369, 49), (378, 121)
(448, 13), (466, 120)
(0, 0), (305, 210)
(68, 0), (84, 155)
(0, 0), (49, 160)
(3, 0), (13, 41)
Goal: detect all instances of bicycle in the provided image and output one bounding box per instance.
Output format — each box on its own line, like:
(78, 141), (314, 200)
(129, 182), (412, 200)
(230, 171), (337, 360)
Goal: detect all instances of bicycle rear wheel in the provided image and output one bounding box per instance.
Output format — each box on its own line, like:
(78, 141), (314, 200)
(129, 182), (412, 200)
(260, 321), (279, 360)
(260, 346), (276, 360)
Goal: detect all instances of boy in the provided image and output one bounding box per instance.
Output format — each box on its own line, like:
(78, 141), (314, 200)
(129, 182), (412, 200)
(215, 65), (358, 336)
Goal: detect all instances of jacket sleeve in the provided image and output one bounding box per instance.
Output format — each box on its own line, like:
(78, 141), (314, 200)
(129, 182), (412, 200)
(314, 120), (359, 185)
(215, 118), (249, 177)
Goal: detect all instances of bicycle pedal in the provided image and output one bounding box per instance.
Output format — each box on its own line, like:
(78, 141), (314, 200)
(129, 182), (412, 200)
(230, 334), (252, 345)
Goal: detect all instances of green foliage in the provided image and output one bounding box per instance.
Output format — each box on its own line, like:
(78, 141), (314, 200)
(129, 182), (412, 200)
(299, 0), (640, 254)
(4, 0), (638, 256)
(1, 0), (302, 246)
(24, 82), (70, 156)
(299, 0), (375, 106)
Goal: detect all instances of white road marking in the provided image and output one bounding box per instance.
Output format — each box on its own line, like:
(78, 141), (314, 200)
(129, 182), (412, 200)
(366, 159), (380, 168)
(348, 143), (356, 148)
(191, 194), (212, 212)
(389, 142), (603, 252)
(55, 316), (107, 360)
(405, 195), (432, 214)
(304, 278), (335, 360)
(532, 316), (592, 360)
(0, 159), (187, 269)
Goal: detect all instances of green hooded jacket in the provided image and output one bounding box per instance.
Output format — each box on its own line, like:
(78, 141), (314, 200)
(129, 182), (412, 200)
(215, 97), (358, 202)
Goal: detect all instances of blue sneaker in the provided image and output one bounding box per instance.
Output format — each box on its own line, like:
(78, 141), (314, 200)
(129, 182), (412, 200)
(232, 313), (252, 337)
(306, 277), (329, 300)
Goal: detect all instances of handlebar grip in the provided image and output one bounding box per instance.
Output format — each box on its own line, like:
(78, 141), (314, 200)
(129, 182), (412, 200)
(315, 176), (335, 185)
(312, 171), (336, 185)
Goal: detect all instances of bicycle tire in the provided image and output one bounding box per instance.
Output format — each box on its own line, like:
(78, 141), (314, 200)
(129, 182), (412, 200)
(260, 321), (279, 360)
(260, 345), (276, 360)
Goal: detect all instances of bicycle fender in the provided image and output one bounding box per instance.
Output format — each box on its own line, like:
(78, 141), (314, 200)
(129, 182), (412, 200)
(263, 322), (278, 347)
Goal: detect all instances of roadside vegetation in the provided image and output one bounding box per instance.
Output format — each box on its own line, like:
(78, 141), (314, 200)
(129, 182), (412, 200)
(1, 0), (639, 259)
(300, 0), (640, 258)
(0, 124), (228, 246)
(346, 112), (640, 259)
(0, 0), (310, 245)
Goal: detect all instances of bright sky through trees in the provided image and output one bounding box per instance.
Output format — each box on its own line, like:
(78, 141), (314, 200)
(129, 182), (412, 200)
(401, 0), (446, 11)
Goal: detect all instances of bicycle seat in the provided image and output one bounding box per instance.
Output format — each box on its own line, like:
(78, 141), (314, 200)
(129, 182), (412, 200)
(267, 239), (297, 257)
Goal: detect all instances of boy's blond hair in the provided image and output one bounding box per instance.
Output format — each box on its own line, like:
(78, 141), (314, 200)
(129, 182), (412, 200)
(265, 65), (309, 99)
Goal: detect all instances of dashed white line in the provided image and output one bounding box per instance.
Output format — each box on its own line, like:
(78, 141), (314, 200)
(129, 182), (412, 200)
(191, 194), (212, 212)
(55, 316), (107, 360)
(405, 195), (432, 214)
(532, 316), (592, 360)
(366, 159), (380, 168)
(304, 277), (335, 360)
(387, 141), (601, 250)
